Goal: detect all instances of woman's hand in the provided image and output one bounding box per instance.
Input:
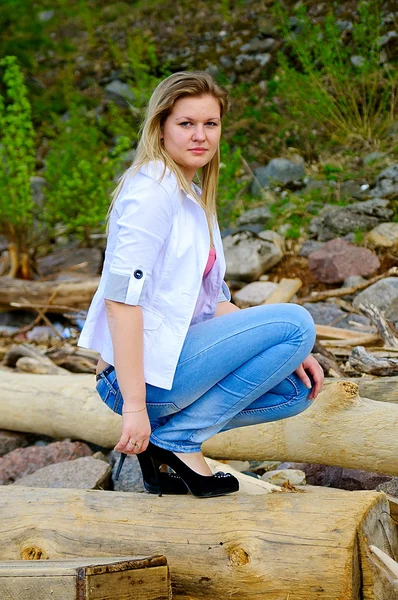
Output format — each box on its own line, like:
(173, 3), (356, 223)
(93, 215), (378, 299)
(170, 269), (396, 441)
(294, 354), (324, 401)
(114, 409), (151, 455)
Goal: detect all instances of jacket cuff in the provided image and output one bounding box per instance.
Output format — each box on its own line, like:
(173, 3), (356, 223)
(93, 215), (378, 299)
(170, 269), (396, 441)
(103, 269), (147, 305)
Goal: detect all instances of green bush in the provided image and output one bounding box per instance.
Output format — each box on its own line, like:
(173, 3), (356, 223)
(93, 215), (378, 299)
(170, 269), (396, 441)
(0, 55), (36, 278)
(44, 106), (130, 245)
(273, 0), (397, 151)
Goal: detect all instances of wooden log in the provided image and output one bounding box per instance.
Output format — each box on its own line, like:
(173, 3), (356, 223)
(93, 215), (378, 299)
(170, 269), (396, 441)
(368, 546), (398, 600)
(2, 373), (398, 475)
(0, 485), (396, 599)
(0, 555), (171, 600)
(0, 276), (100, 313)
(263, 277), (302, 304)
(356, 303), (398, 348)
(349, 345), (398, 376)
(202, 380), (398, 474)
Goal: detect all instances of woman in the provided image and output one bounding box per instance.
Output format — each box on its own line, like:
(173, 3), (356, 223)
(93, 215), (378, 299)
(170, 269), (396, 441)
(78, 71), (323, 498)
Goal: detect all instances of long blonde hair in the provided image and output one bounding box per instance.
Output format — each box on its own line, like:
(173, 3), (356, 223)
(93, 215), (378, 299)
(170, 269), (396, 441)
(107, 71), (230, 247)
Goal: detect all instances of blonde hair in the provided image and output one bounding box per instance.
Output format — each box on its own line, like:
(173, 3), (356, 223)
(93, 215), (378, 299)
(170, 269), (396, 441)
(106, 71), (230, 247)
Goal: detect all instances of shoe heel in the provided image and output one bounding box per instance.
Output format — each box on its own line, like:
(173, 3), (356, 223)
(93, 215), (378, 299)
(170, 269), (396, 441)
(115, 452), (127, 481)
(150, 456), (163, 497)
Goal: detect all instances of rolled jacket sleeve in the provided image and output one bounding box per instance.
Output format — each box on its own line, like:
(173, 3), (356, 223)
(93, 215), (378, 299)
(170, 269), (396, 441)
(104, 173), (179, 306)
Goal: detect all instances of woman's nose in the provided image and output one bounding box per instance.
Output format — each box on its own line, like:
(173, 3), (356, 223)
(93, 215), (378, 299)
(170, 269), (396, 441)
(192, 125), (206, 141)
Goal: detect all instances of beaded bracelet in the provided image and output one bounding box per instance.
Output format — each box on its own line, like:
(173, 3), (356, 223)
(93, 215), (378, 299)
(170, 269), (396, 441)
(122, 407), (147, 414)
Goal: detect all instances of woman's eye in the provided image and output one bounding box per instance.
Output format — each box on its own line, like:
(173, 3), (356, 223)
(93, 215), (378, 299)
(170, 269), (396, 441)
(180, 122), (192, 127)
(206, 122), (218, 127)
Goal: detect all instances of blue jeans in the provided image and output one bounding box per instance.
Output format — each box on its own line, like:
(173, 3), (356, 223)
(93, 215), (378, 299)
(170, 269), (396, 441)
(96, 303), (316, 453)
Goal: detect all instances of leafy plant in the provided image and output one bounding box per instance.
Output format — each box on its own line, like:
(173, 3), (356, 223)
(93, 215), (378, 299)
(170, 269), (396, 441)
(217, 140), (250, 228)
(0, 55), (36, 278)
(44, 106), (130, 245)
(272, 0), (397, 151)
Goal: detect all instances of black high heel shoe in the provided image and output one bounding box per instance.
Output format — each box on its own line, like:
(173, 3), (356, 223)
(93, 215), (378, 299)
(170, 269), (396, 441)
(115, 451), (188, 496)
(144, 441), (239, 498)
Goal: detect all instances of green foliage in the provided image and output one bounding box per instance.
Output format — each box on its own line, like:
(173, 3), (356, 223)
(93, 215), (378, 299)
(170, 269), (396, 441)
(44, 106), (130, 244)
(0, 56), (35, 248)
(217, 140), (249, 227)
(272, 0), (397, 150)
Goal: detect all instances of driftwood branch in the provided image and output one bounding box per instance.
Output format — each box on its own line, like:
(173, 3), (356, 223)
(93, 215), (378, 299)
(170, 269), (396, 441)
(349, 346), (398, 376)
(0, 276), (100, 313)
(298, 267), (398, 304)
(356, 303), (398, 348)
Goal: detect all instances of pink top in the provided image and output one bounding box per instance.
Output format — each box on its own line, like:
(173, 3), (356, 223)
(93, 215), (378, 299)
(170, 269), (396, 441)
(203, 248), (216, 277)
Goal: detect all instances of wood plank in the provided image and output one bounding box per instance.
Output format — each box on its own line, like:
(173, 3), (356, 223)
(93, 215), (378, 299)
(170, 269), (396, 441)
(263, 278), (302, 304)
(0, 556), (171, 600)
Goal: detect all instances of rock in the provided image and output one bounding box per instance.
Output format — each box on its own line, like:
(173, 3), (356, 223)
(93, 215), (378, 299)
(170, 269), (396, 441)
(248, 460), (282, 474)
(0, 430), (30, 457)
(370, 164), (398, 199)
(302, 302), (373, 331)
(342, 275), (367, 288)
(224, 460), (251, 472)
(235, 53), (271, 71)
(110, 452), (146, 492)
(296, 464), (392, 491)
(0, 440), (92, 485)
(309, 198), (393, 241)
(308, 238), (380, 283)
(252, 158), (305, 194)
(104, 80), (135, 107)
(233, 281), (279, 307)
(377, 30), (397, 47)
(37, 246), (103, 279)
(223, 230), (284, 282)
(353, 277), (398, 321)
(299, 240), (325, 258)
(363, 151), (387, 165)
(350, 55), (365, 68)
(261, 469), (306, 486)
(376, 477), (398, 498)
(236, 206), (272, 227)
(324, 199), (393, 236)
(240, 38), (275, 52)
(38, 10), (54, 22)
(365, 222), (398, 248)
(338, 180), (369, 200)
(13, 456), (111, 489)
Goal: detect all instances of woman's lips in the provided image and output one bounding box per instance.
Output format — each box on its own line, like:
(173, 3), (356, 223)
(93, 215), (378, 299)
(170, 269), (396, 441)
(189, 148), (207, 154)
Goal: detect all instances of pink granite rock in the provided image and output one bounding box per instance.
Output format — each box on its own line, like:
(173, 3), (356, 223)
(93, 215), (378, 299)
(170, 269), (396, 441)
(0, 430), (30, 457)
(0, 440), (92, 485)
(308, 238), (380, 283)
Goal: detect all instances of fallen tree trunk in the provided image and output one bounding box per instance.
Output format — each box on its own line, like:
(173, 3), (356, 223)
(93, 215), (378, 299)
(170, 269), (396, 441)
(0, 486), (396, 599)
(202, 380), (398, 472)
(2, 372), (398, 475)
(0, 276), (100, 313)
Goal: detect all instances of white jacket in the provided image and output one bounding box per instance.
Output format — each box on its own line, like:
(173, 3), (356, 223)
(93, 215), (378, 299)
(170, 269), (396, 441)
(78, 160), (231, 390)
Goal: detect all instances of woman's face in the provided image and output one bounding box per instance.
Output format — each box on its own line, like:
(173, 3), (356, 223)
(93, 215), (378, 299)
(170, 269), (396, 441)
(161, 94), (222, 182)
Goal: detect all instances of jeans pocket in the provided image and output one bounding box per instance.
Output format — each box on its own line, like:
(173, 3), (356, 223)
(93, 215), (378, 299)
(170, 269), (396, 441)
(96, 377), (123, 415)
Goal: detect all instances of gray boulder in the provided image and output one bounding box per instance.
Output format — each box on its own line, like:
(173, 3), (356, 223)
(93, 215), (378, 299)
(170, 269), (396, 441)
(353, 277), (398, 321)
(13, 456), (111, 489)
(223, 230), (284, 282)
(252, 158), (305, 194)
(236, 206), (272, 227)
(309, 198), (393, 241)
(302, 302), (373, 331)
(369, 164), (398, 199)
